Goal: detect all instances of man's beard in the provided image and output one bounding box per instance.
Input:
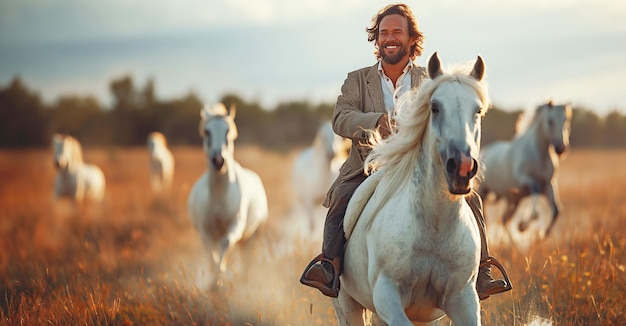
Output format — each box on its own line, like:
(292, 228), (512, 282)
(381, 44), (409, 64)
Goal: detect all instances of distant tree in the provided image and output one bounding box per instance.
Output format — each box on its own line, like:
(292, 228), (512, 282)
(2, 74), (625, 149)
(0, 77), (48, 148)
(141, 78), (157, 109)
(157, 92), (204, 145)
(48, 95), (106, 146)
(481, 106), (521, 146)
(604, 110), (626, 148)
(218, 94), (274, 146)
(315, 103), (335, 121)
(570, 107), (603, 148)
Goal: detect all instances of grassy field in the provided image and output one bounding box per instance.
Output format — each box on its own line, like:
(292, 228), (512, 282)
(0, 146), (624, 325)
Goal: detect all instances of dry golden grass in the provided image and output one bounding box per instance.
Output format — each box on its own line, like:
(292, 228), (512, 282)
(0, 147), (624, 325)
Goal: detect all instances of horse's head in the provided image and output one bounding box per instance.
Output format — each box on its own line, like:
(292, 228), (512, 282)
(147, 132), (166, 157)
(52, 133), (83, 171)
(199, 103), (238, 173)
(540, 101), (572, 156)
(427, 52), (490, 195)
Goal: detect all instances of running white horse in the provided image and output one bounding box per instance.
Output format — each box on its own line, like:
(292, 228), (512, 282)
(187, 103), (268, 282)
(147, 131), (175, 194)
(52, 133), (106, 207)
(333, 53), (491, 325)
(478, 101), (572, 237)
(292, 121), (349, 230)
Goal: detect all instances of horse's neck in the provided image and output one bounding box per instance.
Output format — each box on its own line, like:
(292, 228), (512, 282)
(520, 121), (552, 159)
(207, 158), (237, 192)
(66, 159), (83, 174)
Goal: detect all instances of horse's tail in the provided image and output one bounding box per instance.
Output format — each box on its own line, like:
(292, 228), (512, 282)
(344, 170), (384, 239)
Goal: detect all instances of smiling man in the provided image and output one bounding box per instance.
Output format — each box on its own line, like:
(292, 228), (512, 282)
(300, 3), (511, 300)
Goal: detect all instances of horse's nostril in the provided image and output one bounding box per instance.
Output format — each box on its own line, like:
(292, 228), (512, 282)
(555, 145), (565, 155)
(212, 156), (224, 169)
(446, 158), (457, 175)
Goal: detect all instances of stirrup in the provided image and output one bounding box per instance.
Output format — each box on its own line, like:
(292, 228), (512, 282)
(480, 256), (513, 293)
(300, 254), (341, 297)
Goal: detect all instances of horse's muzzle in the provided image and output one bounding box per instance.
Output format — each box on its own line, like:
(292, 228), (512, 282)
(554, 143), (568, 156)
(445, 155), (478, 195)
(211, 155), (225, 170)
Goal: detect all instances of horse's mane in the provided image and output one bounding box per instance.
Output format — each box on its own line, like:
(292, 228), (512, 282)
(514, 101), (572, 137)
(67, 135), (83, 164)
(364, 63), (490, 198)
(53, 133), (84, 166)
(514, 102), (549, 137)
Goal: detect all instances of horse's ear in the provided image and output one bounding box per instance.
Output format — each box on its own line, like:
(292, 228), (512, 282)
(201, 105), (212, 120)
(228, 103), (236, 119)
(428, 52), (443, 80)
(470, 55), (485, 81)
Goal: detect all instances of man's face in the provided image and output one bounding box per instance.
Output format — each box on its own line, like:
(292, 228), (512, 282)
(377, 14), (413, 65)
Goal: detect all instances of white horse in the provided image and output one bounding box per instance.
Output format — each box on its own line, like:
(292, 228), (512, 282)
(333, 53), (491, 326)
(187, 103), (268, 281)
(52, 133), (106, 207)
(147, 131), (175, 195)
(478, 101), (572, 237)
(292, 121), (349, 230)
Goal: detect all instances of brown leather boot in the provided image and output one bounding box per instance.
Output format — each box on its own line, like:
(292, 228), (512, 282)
(476, 258), (512, 300)
(300, 255), (341, 297)
(467, 191), (512, 300)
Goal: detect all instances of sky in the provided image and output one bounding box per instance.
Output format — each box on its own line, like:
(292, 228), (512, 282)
(1, 0), (625, 115)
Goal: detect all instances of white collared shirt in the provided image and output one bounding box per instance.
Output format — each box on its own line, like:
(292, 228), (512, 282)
(378, 60), (413, 114)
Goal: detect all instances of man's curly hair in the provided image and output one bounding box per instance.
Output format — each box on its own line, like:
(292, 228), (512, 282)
(366, 3), (424, 60)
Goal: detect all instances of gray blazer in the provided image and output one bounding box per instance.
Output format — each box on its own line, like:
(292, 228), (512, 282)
(323, 62), (428, 207)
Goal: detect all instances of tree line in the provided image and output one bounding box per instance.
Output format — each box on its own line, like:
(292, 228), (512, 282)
(1, 75), (625, 150)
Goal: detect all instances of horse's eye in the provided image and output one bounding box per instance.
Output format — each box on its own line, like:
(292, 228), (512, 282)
(431, 102), (440, 114)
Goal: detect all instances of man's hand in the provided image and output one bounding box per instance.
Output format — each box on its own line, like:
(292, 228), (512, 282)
(376, 114), (395, 139)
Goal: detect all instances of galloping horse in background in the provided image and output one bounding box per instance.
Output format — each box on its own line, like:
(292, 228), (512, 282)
(187, 103), (268, 283)
(478, 101), (572, 237)
(52, 133), (106, 207)
(292, 121), (350, 231)
(334, 53), (490, 325)
(147, 131), (175, 195)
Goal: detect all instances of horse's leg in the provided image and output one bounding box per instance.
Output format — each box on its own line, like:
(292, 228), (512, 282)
(543, 181), (561, 236)
(518, 194), (539, 233)
(500, 196), (521, 243)
(442, 286), (480, 326)
(194, 230), (220, 288)
(372, 275), (412, 326)
(333, 293), (367, 326)
(519, 181), (542, 232)
(74, 179), (86, 216)
(218, 212), (247, 272)
(501, 196), (520, 226)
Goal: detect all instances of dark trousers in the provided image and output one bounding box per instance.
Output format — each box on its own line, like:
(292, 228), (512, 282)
(321, 173), (368, 258)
